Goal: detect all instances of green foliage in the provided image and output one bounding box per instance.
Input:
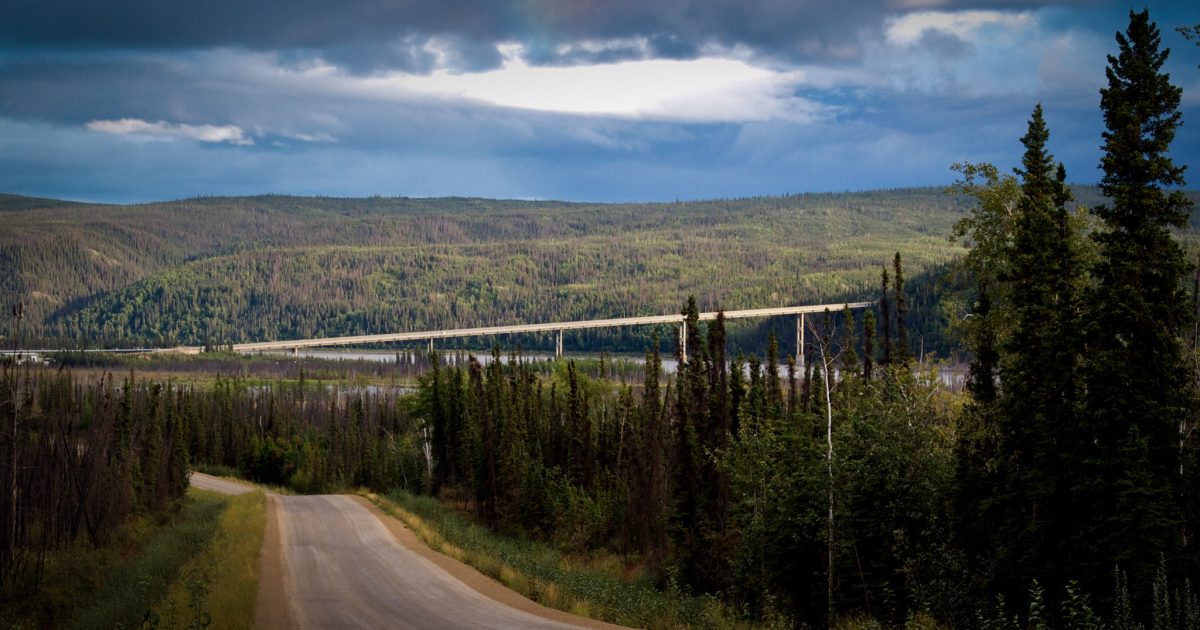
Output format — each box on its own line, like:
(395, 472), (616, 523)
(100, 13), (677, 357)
(64, 492), (226, 630)
(1113, 568), (1144, 630)
(0, 366), (192, 595)
(949, 13), (1199, 623)
(725, 406), (826, 620)
(1075, 9), (1195, 603)
(181, 375), (428, 497)
(377, 489), (743, 629)
(984, 104), (1087, 609)
(153, 488), (265, 630)
(832, 367), (961, 625)
(401, 297), (968, 627)
(2, 190), (971, 351)
(1061, 582), (1105, 630)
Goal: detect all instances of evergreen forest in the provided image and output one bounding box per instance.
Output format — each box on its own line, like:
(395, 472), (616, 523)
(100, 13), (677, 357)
(3, 182), (1143, 355)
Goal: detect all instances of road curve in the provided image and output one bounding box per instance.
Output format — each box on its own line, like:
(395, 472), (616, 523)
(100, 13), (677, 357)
(189, 472), (256, 495)
(277, 495), (596, 629)
(188, 473), (616, 630)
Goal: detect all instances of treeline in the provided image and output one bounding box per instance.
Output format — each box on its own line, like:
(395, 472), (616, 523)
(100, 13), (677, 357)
(949, 11), (1199, 628)
(0, 360), (434, 600)
(39, 241), (956, 356)
(416, 295), (1196, 628)
(414, 13), (1200, 627)
(0, 365), (190, 595)
(7, 183), (1186, 354)
(412, 289), (964, 626)
(185, 376), (428, 495)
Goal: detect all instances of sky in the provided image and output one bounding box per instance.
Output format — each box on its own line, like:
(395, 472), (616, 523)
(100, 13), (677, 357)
(1, 1), (1198, 204)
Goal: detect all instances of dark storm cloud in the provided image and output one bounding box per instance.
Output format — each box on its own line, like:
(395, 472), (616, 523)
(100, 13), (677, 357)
(0, 47), (688, 158)
(6, 0), (1197, 205)
(913, 28), (975, 58)
(1, 0), (1070, 72)
(0, 55), (195, 125)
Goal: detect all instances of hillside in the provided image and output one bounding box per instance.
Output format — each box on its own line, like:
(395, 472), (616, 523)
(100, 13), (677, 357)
(2, 187), (1187, 350)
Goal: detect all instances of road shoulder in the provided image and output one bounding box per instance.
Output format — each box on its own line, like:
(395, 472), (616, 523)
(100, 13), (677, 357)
(350, 496), (628, 630)
(253, 494), (296, 630)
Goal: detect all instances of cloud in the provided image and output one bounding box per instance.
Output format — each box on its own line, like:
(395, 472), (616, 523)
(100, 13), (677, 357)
(6, 47), (823, 127)
(276, 130), (337, 143)
(885, 10), (1033, 47)
(3, 1), (1198, 205)
(787, 8), (1105, 99)
(86, 118), (253, 145)
(0, 0), (1071, 73)
(913, 28), (974, 58)
(354, 51), (827, 123)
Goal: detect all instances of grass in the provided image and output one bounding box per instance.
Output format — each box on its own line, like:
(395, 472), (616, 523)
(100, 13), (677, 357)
(64, 493), (227, 630)
(152, 488), (267, 630)
(364, 489), (755, 629)
(4, 484), (268, 630)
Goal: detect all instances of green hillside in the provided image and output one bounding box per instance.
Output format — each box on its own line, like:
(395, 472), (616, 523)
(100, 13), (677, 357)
(2, 187), (1184, 350)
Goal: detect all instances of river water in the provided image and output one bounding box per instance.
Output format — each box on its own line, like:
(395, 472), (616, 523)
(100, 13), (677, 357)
(247, 349), (967, 390)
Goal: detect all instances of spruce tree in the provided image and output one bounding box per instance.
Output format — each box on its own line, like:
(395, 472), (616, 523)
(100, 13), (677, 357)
(730, 353), (746, 439)
(880, 268), (893, 366)
(892, 253), (911, 364)
(862, 309), (876, 381)
(627, 338), (668, 558)
(428, 354), (448, 494)
(993, 103), (1081, 606)
(1080, 8), (1194, 601)
(841, 304), (860, 377)
(765, 331), (783, 428)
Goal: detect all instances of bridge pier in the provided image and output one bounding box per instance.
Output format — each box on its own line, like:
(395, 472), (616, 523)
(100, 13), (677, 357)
(555, 330), (563, 358)
(679, 322), (688, 364)
(428, 338), (433, 354)
(796, 314), (805, 372)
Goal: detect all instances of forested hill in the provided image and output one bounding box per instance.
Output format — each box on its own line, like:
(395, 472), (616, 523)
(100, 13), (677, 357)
(0, 187), (1186, 350)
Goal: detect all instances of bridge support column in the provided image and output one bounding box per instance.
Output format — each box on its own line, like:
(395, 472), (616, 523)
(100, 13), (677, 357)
(679, 322), (688, 364)
(555, 330), (563, 358)
(797, 314), (805, 373)
(292, 347), (298, 356)
(428, 338), (433, 354)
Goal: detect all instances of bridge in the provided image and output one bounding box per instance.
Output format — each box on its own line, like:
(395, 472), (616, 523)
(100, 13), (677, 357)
(172, 301), (873, 368)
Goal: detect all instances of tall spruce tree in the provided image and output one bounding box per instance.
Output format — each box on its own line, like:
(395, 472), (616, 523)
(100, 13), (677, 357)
(862, 309), (876, 381)
(841, 304), (860, 377)
(1080, 8), (1194, 601)
(892, 253), (911, 364)
(992, 104), (1082, 606)
(880, 268), (893, 366)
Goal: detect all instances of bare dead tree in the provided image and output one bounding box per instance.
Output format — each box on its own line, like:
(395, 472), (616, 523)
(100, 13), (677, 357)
(807, 308), (841, 626)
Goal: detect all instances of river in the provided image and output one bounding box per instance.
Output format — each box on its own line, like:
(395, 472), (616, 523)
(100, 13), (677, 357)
(247, 349), (967, 390)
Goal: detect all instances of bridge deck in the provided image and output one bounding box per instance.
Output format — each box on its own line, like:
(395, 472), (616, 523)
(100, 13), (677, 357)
(171, 301), (872, 354)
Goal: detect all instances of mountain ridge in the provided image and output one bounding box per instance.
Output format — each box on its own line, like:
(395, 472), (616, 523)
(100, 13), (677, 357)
(2, 187), (1195, 350)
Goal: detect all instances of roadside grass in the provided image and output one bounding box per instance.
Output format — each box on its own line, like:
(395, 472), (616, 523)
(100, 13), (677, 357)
(152, 488), (267, 630)
(366, 489), (752, 629)
(832, 610), (949, 630)
(64, 492), (227, 630)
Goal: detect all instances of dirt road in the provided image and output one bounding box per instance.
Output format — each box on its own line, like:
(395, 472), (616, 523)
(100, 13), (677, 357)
(189, 472), (255, 495)
(188, 473), (619, 629)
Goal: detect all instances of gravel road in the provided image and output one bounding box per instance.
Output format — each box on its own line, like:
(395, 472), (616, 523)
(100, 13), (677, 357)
(188, 472), (620, 629)
(189, 472), (256, 495)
